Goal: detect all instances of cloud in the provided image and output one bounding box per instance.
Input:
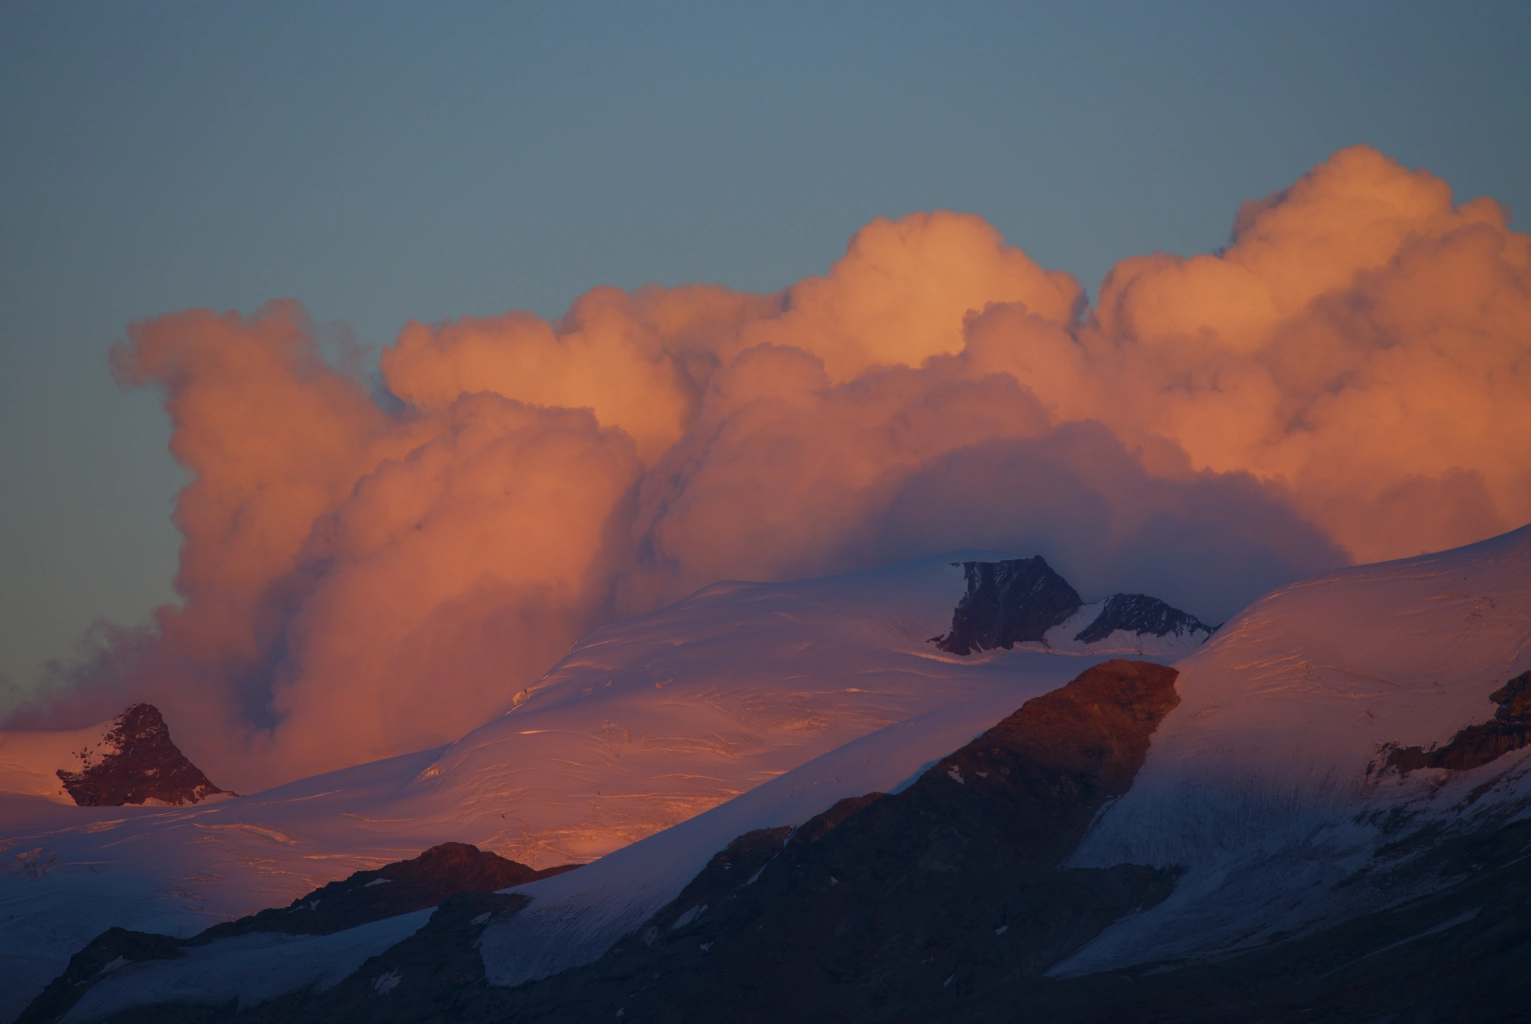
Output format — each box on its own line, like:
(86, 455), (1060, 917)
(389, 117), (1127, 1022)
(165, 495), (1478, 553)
(8, 146), (1526, 791)
(1076, 146), (1531, 562)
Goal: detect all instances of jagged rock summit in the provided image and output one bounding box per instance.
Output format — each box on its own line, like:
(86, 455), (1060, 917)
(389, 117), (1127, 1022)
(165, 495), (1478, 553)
(932, 557), (1215, 656)
(933, 557), (1084, 654)
(55, 703), (228, 807)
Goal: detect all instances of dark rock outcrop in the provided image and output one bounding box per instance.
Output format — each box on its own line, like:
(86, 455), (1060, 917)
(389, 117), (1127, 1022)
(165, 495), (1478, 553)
(1386, 670), (1531, 775)
(192, 841), (579, 943)
(55, 704), (227, 807)
(932, 560), (1213, 655)
(933, 557), (1083, 654)
(1072, 593), (1214, 644)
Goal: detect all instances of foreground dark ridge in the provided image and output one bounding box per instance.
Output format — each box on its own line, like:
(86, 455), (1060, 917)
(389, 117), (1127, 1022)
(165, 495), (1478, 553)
(55, 704), (226, 807)
(16, 843), (578, 1024)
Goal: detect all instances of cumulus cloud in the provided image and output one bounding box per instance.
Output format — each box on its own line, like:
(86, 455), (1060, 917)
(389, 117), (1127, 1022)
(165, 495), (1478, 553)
(8, 146), (1527, 790)
(1080, 146), (1531, 561)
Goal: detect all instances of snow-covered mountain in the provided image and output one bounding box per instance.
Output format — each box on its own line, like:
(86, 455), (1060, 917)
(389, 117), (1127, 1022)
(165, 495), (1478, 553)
(0, 553), (1207, 1020)
(1055, 522), (1531, 976)
(12, 527), (1531, 1021)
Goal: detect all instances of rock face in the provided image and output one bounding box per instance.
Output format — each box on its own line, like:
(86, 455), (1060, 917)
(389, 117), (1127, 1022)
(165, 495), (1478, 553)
(54, 704), (226, 806)
(931, 559), (1214, 656)
(1071, 592), (1213, 645)
(933, 557), (1084, 654)
(1386, 670), (1531, 775)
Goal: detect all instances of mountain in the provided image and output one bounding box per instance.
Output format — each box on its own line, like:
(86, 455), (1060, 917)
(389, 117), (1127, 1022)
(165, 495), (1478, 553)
(38, 530), (1531, 1021)
(9, 521), (1531, 1019)
(53, 522), (1525, 1022)
(0, 704), (226, 807)
(54, 704), (228, 808)
(0, 704), (226, 808)
(0, 553), (1211, 1020)
(932, 557), (1214, 657)
(16, 842), (576, 1024)
(489, 659), (1188, 1023)
(27, 511), (1531, 1022)
(19, 660), (1186, 1023)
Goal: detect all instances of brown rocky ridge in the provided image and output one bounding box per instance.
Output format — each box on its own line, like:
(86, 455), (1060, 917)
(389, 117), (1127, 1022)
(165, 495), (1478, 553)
(1384, 670), (1531, 776)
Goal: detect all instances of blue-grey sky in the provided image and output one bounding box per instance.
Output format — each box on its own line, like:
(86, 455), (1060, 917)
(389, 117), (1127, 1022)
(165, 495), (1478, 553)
(2, 1), (1528, 695)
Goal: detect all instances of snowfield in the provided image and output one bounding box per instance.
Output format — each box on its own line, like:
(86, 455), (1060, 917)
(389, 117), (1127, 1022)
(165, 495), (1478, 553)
(6, 527), (1530, 1021)
(1057, 523), (1531, 975)
(2, 552), (1170, 1019)
(0, 720), (117, 805)
(64, 681), (1093, 1020)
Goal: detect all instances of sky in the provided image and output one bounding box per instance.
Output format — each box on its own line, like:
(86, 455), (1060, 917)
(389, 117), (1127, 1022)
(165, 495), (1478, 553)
(1, 2), (1528, 786)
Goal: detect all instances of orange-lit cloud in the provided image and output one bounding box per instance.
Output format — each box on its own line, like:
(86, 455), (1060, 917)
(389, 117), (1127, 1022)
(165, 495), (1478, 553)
(9, 146), (1527, 790)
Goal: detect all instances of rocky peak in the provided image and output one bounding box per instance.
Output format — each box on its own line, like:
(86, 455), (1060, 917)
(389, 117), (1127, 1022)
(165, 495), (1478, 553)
(1072, 593), (1214, 644)
(55, 703), (227, 806)
(933, 557), (1083, 655)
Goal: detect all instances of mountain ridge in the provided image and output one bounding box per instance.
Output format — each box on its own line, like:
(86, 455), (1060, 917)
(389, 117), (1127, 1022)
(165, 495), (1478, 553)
(6, 531), (1530, 1021)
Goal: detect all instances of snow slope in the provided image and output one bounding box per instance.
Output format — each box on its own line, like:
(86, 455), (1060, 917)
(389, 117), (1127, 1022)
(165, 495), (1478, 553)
(62, 910), (433, 1024)
(16, 528), (1531, 1021)
(2, 552), (1190, 1018)
(1056, 523), (1531, 974)
(62, 678), (1101, 1020)
(0, 720), (116, 804)
(474, 673), (1104, 988)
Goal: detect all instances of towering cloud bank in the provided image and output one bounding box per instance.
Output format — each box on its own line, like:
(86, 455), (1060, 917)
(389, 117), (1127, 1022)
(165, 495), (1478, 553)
(12, 147), (1528, 791)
